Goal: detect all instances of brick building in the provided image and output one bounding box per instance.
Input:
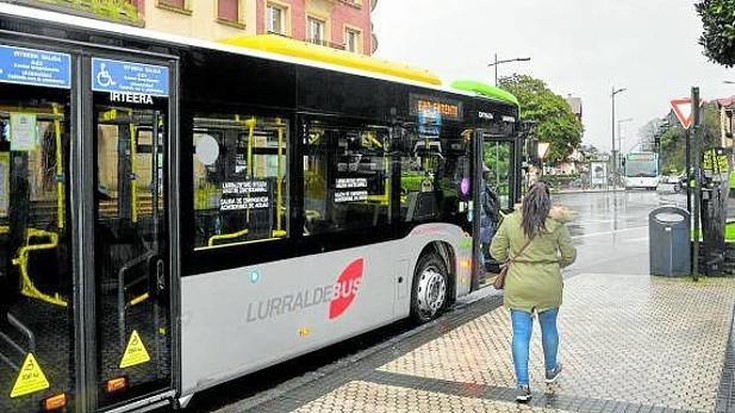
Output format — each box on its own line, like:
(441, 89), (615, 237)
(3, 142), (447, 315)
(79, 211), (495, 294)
(5, 0), (375, 54)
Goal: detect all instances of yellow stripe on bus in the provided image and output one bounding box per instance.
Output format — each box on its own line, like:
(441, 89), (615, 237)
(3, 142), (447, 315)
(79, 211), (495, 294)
(219, 35), (442, 86)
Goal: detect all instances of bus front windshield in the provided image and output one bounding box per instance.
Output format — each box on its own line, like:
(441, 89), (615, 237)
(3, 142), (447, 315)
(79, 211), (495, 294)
(625, 160), (657, 177)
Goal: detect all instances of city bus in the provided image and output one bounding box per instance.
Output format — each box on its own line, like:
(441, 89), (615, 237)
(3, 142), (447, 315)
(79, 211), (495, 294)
(0, 3), (522, 412)
(623, 152), (660, 190)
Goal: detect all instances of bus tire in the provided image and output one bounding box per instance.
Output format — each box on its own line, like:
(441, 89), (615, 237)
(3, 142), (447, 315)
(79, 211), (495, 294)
(410, 253), (449, 324)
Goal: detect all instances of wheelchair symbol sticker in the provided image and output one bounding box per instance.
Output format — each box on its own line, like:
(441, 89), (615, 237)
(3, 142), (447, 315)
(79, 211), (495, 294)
(96, 63), (116, 88)
(91, 57), (169, 95)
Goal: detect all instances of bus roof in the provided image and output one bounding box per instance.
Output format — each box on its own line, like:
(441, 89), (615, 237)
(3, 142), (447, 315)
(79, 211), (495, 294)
(220, 35), (442, 86)
(0, 3), (465, 94)
(450, 80), (520, 108)
(0, 3), (524, 115)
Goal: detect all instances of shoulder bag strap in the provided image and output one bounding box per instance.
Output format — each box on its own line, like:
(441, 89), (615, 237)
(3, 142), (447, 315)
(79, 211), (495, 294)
(508, 236), (534, 264)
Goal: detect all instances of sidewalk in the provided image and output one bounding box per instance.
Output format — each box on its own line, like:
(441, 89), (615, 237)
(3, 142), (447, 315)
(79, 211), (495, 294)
(232, 272), (735, 413)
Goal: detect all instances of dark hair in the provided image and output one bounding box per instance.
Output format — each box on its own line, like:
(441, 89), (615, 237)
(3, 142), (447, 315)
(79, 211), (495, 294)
(521, 182), (551, 238)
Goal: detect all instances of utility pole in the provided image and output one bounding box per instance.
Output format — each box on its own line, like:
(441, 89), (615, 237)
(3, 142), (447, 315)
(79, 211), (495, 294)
(488, 54), (531, 86)
(611, 87), (626, 187)
(494, 53), (498, 86)
(692, 87), (701, 281)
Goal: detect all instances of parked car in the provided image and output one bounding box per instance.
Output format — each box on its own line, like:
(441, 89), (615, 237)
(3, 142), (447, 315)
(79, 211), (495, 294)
(657, 174), (684, 192)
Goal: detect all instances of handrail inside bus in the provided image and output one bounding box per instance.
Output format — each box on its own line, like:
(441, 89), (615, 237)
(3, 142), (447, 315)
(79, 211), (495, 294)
(53, 103), (65, 230)
(202, 114), (290, 248)
(129, 109), (138, 223)
(207, 228), (250, 247)
(206, 116), (255, 247)
(13, 228), (67, 307)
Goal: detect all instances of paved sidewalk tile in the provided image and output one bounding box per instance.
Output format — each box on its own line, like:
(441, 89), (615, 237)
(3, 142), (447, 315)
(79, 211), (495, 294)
(293, 380), (573, 413)
(378, 274), (735, 412)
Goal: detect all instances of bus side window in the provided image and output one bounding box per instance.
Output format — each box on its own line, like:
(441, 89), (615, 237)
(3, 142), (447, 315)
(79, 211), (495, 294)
(399, 125), (472, 224)
(399, 127), (443, 222)
(303, 124), (391, 235)
(192, 114), (289, 249)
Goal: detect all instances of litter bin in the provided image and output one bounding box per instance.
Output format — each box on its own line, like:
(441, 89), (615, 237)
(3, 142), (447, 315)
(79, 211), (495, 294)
(649, 206), (691, 276)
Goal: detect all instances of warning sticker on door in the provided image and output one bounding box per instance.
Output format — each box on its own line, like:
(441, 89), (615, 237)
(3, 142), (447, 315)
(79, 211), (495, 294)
(119, 330), (151, 368)
(10, 353), (50, 398)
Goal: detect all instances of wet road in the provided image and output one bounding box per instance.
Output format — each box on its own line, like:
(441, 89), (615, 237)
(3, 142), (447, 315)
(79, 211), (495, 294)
(557, 190), (684, 276)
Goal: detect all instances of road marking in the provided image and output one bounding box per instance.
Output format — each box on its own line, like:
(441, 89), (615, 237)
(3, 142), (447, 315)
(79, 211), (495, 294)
(572, 225), (647, 240)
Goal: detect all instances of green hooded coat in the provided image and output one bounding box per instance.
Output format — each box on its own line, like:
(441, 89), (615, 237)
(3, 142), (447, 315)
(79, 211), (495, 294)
(490, 207), (577, 313)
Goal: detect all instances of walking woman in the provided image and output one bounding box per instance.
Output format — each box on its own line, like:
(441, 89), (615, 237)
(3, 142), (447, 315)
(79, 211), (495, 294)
(490, 182), (576, 403)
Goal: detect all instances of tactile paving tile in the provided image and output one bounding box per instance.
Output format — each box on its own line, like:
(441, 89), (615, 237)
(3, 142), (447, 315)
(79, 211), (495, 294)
(378, 274), (735, 412)
(292, 380), (573, 413)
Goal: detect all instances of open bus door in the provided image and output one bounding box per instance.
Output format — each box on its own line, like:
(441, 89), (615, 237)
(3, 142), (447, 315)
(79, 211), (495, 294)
(0, 37), (178, 412)
(471, 126), (522, 290)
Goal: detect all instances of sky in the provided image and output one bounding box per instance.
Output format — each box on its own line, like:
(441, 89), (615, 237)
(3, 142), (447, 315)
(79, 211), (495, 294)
(372, 0), (734, 153)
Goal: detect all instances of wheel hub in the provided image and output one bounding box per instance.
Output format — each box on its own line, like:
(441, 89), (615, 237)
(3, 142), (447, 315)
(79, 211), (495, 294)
(416, 266), (447, 317)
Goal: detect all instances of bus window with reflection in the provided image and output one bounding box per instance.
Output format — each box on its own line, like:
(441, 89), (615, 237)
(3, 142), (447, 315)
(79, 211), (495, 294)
(399, 126), (472, 228)
(192, 114), (289, 249)
(303, 123), (392, 235)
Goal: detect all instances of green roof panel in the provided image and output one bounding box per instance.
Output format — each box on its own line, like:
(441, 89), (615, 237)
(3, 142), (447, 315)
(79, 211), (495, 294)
(451, 80), (520, 108)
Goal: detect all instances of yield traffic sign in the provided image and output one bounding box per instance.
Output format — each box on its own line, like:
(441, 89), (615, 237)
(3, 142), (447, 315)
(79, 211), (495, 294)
(670, 98), (693, 129)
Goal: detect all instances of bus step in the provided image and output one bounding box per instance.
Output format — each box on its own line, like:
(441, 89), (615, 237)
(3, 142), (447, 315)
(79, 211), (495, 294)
(477, 273), (500, 289)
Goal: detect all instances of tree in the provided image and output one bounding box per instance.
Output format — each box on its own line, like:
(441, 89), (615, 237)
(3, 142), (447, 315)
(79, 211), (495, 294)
(647, 102), (721, 173)
(579, 144), (602, 161)
(696, 0), (735, 67)
(498, 74), (583, 163)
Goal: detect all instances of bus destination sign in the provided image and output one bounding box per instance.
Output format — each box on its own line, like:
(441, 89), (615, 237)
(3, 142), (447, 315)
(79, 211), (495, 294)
(92, 58), (169, 97)
(0, 45), (71, 89)
(627, 153), (655, 161)
(409, 94), (463, 121)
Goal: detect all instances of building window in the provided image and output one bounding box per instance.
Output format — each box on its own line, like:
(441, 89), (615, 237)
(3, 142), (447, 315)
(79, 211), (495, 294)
(307, 16), (325, 45)
(345, 28), (361, 53)
(157, 0), (192, 14)
(267, 3), (285, 35)
(218, 0), (240, 23)
(193, 114), (290, 249)
(160, 0), (185, 7)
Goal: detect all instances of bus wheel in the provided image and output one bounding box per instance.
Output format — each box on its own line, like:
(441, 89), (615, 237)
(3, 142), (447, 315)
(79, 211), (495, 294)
(410, 253), (449, 324)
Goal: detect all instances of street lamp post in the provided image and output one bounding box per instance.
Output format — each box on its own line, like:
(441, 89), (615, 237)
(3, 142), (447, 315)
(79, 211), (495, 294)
(617, 117), (633, 154)
(611, 86), (627, 187)
(488, 53), (531, 86)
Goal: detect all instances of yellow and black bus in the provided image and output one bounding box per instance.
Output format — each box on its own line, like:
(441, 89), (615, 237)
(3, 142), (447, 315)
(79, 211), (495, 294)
(0, 3), (522, 412)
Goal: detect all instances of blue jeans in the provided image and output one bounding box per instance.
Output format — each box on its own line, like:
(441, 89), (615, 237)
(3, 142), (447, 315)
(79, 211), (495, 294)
(510, 308), (559, 387)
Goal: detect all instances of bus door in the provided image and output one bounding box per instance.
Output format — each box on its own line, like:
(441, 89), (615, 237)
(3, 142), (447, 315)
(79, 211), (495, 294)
(483, 135), (517, 211)
(89, 55), (175, 410)
(0, 43), (75, 413)
(472, 128), (520, 289)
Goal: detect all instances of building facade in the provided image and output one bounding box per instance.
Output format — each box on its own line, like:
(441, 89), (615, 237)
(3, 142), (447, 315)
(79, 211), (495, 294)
(717, 96), (735, 148)
(4, 0), (375, 54)
(565, 95), (583, 122)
